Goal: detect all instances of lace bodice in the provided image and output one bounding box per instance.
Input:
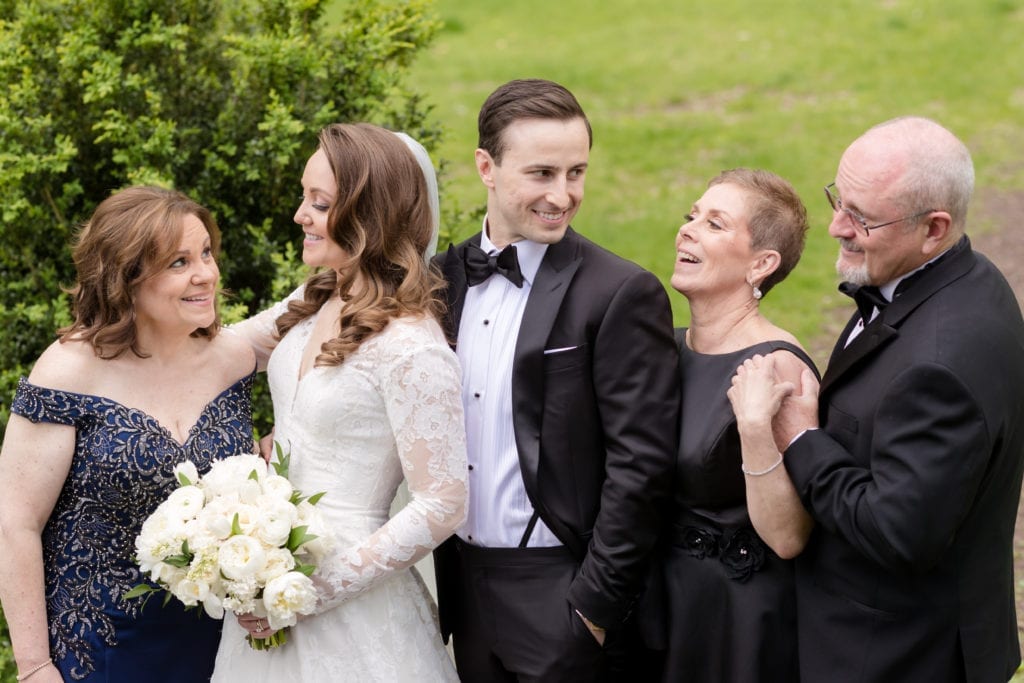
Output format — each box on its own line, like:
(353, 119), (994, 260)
(232, 287), (467, 609)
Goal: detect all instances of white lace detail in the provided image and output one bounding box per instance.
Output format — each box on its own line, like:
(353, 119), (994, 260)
(212, 307), (464, 681)
(310, 319), (468, 609)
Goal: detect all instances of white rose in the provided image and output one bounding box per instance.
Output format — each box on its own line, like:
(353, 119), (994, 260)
(262, 571), (317, 629)
(256, 547), (296, 584)
(173, 461), (200, 486)
(202, 454), (266, 501)
(261, 474), (294, 501)
(135, 512), (188, 570)
(217, 535), (267, 581)
(163, 485), (206, 521)
(253, 498), (298, 548)
(199, 495), (241, 539)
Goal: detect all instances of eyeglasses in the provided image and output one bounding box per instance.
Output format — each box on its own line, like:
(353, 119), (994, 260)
(824, 183), (934, 236)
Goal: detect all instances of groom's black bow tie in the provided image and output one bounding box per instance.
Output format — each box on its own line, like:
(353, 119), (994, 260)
(464, 243), (524, 288)
(839, 282), (889, 324)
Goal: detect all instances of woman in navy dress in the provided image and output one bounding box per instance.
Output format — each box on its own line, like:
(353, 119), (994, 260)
(0, 187), (255, 682)
(662, 169), (817, 682)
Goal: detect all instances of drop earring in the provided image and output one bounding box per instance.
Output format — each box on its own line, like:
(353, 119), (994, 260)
(752, 285), (763, 300)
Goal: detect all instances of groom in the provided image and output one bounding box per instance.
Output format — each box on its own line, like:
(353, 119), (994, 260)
(433, 78), (679, 681)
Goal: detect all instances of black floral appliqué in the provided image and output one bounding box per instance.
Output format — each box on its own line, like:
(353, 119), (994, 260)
(719, 528), (766, 582)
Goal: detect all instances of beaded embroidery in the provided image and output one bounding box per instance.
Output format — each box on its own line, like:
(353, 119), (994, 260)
(11, 373), (255, 680)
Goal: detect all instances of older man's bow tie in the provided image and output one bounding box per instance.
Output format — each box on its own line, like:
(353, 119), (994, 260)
(464, 243), (524, 288)
(839, 282), (888, 324)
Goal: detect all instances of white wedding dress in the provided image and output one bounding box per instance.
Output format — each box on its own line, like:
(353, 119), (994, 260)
(213, 288), (465, 682)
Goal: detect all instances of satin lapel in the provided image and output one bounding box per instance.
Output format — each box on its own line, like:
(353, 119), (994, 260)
(819, 322), (899, 396)
(440, 239), (476, 344)
(511, 230), (583, 505)
(819, 237), (976, 398)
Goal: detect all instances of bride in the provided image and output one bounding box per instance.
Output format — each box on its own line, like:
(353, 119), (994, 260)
(212, 123), (466, 681)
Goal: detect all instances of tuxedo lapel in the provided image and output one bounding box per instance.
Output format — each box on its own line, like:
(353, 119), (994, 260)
(440, 238), (478, 344)
(820, 237), (976, 398)
(511, 230), (583, 507)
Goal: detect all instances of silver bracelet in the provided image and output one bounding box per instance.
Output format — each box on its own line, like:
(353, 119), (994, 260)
(741, 453), (784, 477)
(16, 658), (52, 681)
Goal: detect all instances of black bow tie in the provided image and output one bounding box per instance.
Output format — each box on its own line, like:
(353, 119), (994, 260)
(464, 243), (524, 288)
(839, 282), (889, 324)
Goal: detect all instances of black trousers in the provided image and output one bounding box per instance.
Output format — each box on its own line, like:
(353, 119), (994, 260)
(446, 537), (612, 682)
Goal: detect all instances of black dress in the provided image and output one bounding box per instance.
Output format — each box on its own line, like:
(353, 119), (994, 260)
(662, 331), (818, 682)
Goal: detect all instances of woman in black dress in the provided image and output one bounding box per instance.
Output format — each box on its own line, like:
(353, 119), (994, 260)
(663, 168), (817, 682)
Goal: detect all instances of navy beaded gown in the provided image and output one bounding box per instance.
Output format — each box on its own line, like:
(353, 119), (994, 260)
(10, 371), (255, 682)
(662, 331), (818, 683)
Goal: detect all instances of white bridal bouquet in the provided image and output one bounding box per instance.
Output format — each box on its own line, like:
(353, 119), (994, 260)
(127, 447), (329, 649)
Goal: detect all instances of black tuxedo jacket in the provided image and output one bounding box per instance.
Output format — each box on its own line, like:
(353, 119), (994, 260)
(433, 227), (679, 633)
(786, 237), (1024, 682)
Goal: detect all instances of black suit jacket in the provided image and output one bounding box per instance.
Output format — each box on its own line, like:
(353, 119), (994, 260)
(433, 227), (680, 633)
(786, 237), (1024, 682)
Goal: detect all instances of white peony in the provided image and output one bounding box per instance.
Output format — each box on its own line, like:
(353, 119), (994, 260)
(253, 497), (299, 548)
(257, 547), (297, 584)
(162, 485), (206, 521)
(261, 474), (294, 501)
(218, 535), (267, 581)
(201, 454), (267, 501)
(262, 571), (317, 630)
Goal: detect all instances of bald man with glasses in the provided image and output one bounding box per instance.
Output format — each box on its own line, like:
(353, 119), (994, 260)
(734, 116), (1024, 682)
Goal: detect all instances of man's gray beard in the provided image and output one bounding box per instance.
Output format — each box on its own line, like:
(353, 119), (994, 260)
(836, 256), (870, 285)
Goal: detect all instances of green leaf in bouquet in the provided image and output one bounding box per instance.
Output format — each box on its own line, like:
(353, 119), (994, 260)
(164, 553), (192, 568)
(176, 471), (193, 487)
(286, 525), (318, 552)
(306, 491), (326, 506)
(231, 512), (243, 536)
(271, 440), (291, 478)
(294, 562), (316, 577)
(123, 584), (158, 600)
(248, 469), (260, 481)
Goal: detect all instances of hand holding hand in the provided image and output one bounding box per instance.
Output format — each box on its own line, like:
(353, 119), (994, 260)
(727, 354), (794, 430)
(772, 367), (820, 450)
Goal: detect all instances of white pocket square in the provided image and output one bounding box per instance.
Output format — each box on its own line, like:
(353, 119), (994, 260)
(543, 345), (579, 355)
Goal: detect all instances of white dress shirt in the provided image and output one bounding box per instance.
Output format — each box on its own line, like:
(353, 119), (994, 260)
(455, 225), (560, 548)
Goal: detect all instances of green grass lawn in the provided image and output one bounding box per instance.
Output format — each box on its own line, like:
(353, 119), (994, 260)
(396, 0), (1024, 365)
(392, 3), (1024, 678)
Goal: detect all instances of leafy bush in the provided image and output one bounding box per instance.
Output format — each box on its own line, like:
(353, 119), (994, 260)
(0, 0), (441, 665)
(0, 0), (443, 434)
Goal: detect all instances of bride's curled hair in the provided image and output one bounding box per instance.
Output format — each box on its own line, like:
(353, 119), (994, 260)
(275, 123), (443, 365)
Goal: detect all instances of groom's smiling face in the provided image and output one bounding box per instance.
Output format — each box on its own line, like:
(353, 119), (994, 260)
(475, 117), (590, 248)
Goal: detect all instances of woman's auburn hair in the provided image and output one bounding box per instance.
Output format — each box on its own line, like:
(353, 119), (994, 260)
(274, 123), (444, 366)
(59, 185), (222, 359)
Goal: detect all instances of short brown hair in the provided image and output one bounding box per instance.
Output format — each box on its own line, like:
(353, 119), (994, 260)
(477, 79), (592, 164)
(709, 169), (809, 296)
(60, 186), (222, 357)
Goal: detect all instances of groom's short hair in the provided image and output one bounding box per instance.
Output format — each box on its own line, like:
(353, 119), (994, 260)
(477, 78), (592, 164)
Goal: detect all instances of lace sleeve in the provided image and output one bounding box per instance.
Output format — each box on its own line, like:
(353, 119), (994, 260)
(311, 336), (467, 611)
(227, 285), (305, 371)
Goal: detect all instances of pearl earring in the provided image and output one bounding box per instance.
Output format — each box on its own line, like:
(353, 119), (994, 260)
(752, 285), (763, 300)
